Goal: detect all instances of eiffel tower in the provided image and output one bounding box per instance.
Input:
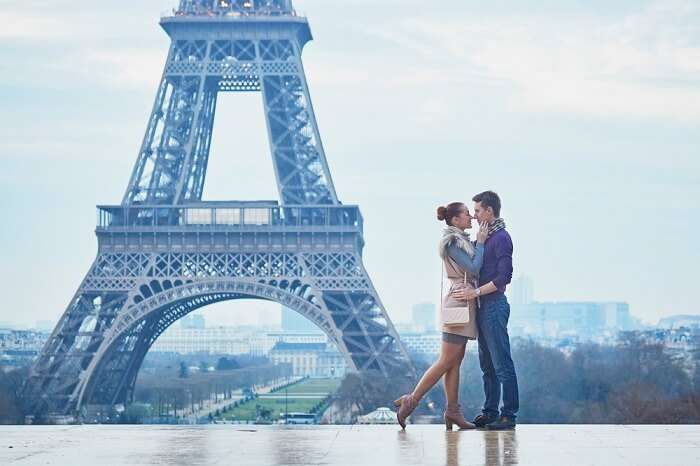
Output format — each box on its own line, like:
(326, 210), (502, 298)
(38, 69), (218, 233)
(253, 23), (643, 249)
(27, 0), (413, 418)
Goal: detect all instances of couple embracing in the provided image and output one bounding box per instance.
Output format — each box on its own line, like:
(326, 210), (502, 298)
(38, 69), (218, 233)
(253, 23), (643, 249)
(394, 191), (519, 431)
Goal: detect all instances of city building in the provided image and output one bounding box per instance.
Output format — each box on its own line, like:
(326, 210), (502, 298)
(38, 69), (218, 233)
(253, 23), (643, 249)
(267, 333), (327, 344)
(357, 407), (396, 424)
(509, 301), (634, 340)
(399, 332), (442, 356)
(151, 326), (253, 354)
(150, 326), (329, 357)
(268, 342), (347, 378)
(0, 329), (49, 367)
(509, 275), (534, 306)
(412, 303), (436, 333)
(180, 314), (206, 329)
(658, 315), (700, 329)
(393, 322), (414, 334)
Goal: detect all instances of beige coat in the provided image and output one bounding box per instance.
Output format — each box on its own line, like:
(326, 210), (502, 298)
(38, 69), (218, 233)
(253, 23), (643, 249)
(440, 255), (478, 339)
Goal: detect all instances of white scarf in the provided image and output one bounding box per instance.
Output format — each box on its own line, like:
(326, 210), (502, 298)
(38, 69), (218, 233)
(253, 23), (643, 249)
(438, 226), (476, 260)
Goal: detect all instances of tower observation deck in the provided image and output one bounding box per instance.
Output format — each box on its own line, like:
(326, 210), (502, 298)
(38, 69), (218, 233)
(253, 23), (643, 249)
(173, 0), (295, 17)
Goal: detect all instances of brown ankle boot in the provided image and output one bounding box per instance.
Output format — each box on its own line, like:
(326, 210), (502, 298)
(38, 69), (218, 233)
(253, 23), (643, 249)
(444, 404), (476, 431)
(394, 394), (418, 430)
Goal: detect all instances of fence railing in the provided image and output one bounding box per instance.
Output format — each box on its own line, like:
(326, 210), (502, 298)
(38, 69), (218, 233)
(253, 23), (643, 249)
(97, 204), (363, 231)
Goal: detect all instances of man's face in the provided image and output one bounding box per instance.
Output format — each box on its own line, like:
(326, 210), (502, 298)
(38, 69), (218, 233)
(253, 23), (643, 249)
(473, 201), (493, 223)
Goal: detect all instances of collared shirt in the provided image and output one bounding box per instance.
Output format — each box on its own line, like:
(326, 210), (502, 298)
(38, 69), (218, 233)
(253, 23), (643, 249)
(478, 229), (513, 294)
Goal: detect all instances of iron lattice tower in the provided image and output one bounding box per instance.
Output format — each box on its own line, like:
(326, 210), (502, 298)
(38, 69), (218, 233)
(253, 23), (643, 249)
(27, 0), (413, 418)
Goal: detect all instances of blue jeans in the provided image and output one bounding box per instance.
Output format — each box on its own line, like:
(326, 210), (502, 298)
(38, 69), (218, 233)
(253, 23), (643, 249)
(477, 294), (519, 419)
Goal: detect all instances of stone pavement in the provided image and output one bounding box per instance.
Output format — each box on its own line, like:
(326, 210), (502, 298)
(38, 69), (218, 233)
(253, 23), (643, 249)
(1, 424), (698, 465)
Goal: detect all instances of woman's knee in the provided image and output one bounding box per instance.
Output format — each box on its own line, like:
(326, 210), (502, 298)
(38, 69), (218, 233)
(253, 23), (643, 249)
(440, 350), (464, 368)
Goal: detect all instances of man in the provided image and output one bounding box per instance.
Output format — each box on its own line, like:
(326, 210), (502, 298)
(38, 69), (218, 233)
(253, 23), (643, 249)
(454, 190), (518, 429)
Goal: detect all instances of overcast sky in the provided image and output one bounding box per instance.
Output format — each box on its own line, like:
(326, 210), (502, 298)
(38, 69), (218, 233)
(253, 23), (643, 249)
(1, 0), (698, 329)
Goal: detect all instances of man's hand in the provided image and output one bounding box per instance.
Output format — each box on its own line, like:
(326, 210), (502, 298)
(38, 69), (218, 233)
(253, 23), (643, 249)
(452, 288), (478, 301)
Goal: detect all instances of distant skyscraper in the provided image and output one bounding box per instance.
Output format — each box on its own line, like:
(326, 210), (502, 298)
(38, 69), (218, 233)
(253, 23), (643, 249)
(510, 275), (534, 306)
(509, 301), (632, 339)
(604, 302), (632, 330)
(281, 307), (322, 334)
(412, 303), (436, 333)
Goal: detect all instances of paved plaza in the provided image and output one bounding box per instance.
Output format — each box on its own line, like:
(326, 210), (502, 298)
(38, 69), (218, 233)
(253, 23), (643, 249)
(1, 424), (699, 465)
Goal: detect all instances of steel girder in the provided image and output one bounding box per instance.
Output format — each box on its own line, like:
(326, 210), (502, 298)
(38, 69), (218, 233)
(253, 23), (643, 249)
(123, 22), (337, 205)
(28, 3), (413, 419)
(28, 251), (410, 415)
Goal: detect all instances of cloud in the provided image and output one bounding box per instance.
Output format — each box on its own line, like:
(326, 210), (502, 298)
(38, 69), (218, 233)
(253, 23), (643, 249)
(80, 48), (166, 89)
(0, 11), (72, 40)
(356, 0), (700, 122)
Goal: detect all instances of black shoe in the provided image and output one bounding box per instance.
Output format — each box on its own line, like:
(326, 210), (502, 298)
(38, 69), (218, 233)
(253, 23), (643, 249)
(485, 416), (516, 430)
(473, 413), (498, 428)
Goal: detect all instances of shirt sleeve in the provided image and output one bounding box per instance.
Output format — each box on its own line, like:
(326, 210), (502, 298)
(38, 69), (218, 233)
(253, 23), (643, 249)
(447, 243), (484, 275)
(493, 235), (514, 289)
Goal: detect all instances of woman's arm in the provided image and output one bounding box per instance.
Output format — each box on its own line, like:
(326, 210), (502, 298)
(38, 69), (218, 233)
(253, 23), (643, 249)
(455, 236), (511, 300)
(447, 243), (484, 275)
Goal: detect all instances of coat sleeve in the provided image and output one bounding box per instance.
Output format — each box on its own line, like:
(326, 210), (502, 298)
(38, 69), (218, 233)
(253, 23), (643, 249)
(447, 244), (484, 275)
(492, 235), (513, 288)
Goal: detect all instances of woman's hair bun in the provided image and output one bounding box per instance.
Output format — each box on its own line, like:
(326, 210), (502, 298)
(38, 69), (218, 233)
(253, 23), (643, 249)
(436, 206), (447, 221)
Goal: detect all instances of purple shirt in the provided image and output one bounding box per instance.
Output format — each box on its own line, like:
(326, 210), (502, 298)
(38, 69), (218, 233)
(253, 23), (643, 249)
(478, 228), (513, 295)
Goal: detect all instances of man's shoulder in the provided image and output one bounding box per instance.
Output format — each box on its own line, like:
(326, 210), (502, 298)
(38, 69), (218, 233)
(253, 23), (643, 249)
(492, 229), (512, 241)
(491, 229), (513, 250)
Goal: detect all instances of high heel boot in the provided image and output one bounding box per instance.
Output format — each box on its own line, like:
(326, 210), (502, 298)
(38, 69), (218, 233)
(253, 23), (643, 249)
(444, 404), (476, 431)
(393, 394), (418, 430)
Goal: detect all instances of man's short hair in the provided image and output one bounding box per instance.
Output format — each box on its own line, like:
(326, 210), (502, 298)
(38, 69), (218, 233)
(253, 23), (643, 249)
(472, 191), (502, 217)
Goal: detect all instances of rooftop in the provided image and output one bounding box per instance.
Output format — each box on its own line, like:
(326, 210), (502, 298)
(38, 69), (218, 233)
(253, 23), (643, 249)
(270, 342), (327, 352)
(1, 425), (699, 465)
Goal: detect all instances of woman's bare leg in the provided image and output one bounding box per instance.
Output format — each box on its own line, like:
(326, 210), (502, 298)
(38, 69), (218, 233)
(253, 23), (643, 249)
(443, 343), (467, 407)
(411, 341), (465, 401)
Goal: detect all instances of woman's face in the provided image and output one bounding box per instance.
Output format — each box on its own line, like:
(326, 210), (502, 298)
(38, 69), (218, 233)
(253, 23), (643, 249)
(451, 208), (473, 230)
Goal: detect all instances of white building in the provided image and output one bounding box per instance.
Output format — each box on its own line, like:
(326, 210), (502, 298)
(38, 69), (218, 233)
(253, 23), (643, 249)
(508, 301), (634, 340)
(357, 407), (396, 424)
(151, 326), (281, 355)
(400, 332), (441, 355)
(268, 342), (347, 378)
(0, 329), (49, 366)
(151, 327), (330, 357)
(509, 275), (534, 306)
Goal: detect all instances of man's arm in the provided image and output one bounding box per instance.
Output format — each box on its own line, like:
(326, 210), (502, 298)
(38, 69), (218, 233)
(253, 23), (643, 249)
(490, 234), (513, 291)
(455, 234), (513, 300)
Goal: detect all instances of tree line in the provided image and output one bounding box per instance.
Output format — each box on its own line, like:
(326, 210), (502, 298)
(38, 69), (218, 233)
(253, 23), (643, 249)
(335, 335), (700, 424)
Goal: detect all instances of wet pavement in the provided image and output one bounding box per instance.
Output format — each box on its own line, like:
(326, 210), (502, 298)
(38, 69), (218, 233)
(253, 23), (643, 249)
(1, 424), (699, 465)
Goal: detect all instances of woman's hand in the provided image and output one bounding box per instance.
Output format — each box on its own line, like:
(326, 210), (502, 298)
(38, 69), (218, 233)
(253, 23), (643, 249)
(452, 288), (479, 301)
(476, 221), (489, 244)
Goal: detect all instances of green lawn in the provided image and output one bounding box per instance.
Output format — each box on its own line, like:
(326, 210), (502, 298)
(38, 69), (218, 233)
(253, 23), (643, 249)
(281, 378), (341, 395)
(215, 378), (341, 422)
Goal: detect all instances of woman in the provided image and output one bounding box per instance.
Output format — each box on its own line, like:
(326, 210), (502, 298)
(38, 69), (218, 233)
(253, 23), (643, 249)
(394, 202), (488, 430)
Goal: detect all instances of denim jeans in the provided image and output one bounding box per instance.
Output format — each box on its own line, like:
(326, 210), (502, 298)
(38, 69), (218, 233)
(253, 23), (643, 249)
(477, 294), (519, 419)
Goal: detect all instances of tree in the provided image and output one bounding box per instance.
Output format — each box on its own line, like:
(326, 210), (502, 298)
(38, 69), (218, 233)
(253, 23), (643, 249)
(0, 367), (28, 424)
(216, 357), (240, 371)
(179, 361), (189, 379)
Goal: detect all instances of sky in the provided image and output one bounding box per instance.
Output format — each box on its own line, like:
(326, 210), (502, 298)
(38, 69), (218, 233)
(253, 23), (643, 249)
(0, 0), (699, 329)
